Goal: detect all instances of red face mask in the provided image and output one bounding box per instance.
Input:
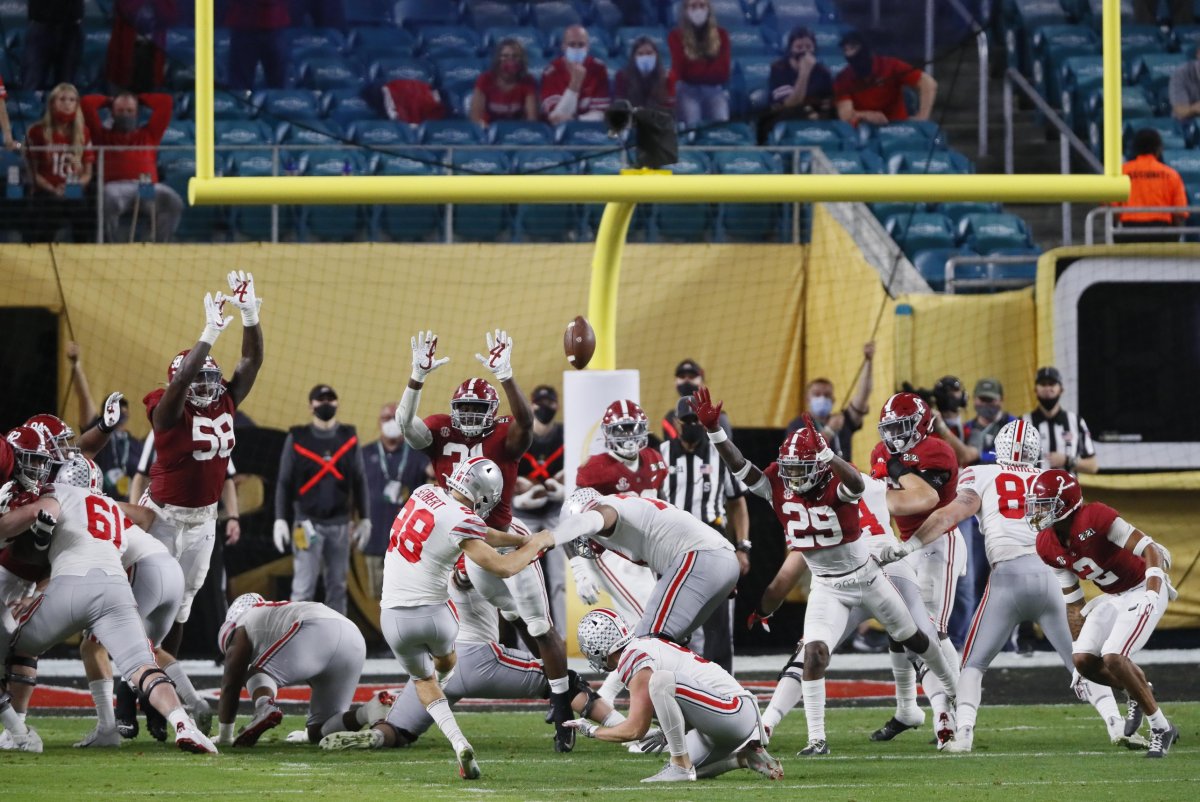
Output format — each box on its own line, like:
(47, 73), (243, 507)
(500, 61), (521, 76)
(53, 109), (76, 125)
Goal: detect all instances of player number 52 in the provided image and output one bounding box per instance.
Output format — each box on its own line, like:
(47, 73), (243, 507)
(192, 413), (236, 461)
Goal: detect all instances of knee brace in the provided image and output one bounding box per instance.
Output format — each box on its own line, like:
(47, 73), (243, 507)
(777, 643), (804, 683)
(568, 669), (601, 720)
(525, 617), (552, 638)
(136, 666), (175, 705)
(246, 672), (279, 698)
(5, 654), (38, 686)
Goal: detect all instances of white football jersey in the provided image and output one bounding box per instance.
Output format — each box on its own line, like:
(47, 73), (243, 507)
(382, 485), (488, 608)
(616, 636), (749, 703)
(956, 463), (1041, 565)
(239, 600), (345, 658)
(120, 522), (170, 568)
(45, 483), (128, 579)
(858, 475), (900, 559)
(594, 494), (733, 576)
(449, 578), (499, 644)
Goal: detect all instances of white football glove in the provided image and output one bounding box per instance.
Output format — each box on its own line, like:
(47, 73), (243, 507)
(1131, 588), (1161, 620)
(570, 556), (599, 605)
(31, 509), (56, 551)
(543, 477), (565, 503)
(1069, 669), (1089, 702)
(410, 330), (450, 383)
(815, 445), (835, 464)
(199, 292), (232, 345)
(0, 480), (16, 515)
(562, 718), (598, 738)
(879, 539), (918, 564)
(475, 329), (513, 382)
(99, 391), (124, 433)
(351, 519), (372, 551)
(272, 519), (291, 553)
(225, 270), (261, 327)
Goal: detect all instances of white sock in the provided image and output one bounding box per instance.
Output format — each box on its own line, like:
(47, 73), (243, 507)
(956, 666), (982, 726)
(890, 652), (920, 721)
(920, 638), (959, 704)
(1082, 682), (1121, 735)
(764, 675), (802, 730)
(1148, 709), (1169, 730)
(426, 697), (466, 746)
(647, 671), (689, 758)
(601, 710), (625, 727)
(0, 706), (28, 736)
(548, 676), (570, 695)
(355, 704), (372, 727)
(163, 662), (200, 707)
(802, 678), (826, 742)
(939, 638), (961, 686)
(254, 695), (274, 712)
(166, 707), (188, 729)
(89, 679), (116, 729)
(599, 671), (624, 702)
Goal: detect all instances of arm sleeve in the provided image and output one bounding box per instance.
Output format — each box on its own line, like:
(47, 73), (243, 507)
(1054, 567), (1079, 588)
(382, 83), (399, 121)
(551, 509), (606, 546)
(836, 481), (862, 504)
(274, 434), (295, 522)
(141, 92), (173, 140)
(540, 66), (565, 117)
(1105, 516), (1137, 548)
(136, 429), (156, 475)
(1076, 416), (1096, 458)
(397, 386), (432, 450)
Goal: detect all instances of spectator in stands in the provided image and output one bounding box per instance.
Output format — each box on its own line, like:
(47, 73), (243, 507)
(1135, 0), (1192, 25)
(785, 341), (875, 460)
(383, 79), (447, 124)
(663, 358), (731, 440)
(615, 36), (675, 112)
(668, 0), (731, 125)
(81, 91), (183, 242)
(290, 0), (346, 27)
(834, 30), (937, 126)
(541, 25), (611, 125)
(226, 0), (291, 90)
(469, 39), (539, 125)
(106, 0), (178, 93)
(1113, 128), (1189, 243)
(24, 83), (96, 243)
(758, 26), (835, 143)
(1169, 45), (1200, 122)
(0, 75), (18, 150)
(23, 0), (84, 91)
(1023, 366), (1098, 475)
(935, 377), (1015, 467)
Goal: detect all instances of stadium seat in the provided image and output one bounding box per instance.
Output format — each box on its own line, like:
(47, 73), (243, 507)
(532, 1), (583, 32)
(1004, 0), (1071, 75)
(861, 121), (947, 152)
(1084, 88), (1157, 155)
(281, 119), (348, 147)
(348, 26), (416, 54)
(156, 151), (227, 242)
(419, 26), (482, 57)
(375, 150), (445, 241)
(159, 120), (196, 149)
(212, 92), (258, 120)
(227, 150), (278, 177)
(936, 202), (1003, 227)
(418, 119), (485, 145)
(214, 120), (274, 147)
(823, 151), (870, 174)
(371, 56), (437, 85)
(888, 213), (957, 255)
(451, 150), (511, 240)
(301, 57), (367, 90)
(614, 26), (669, 55)
(285, 27), (347, 56)
(590, 0), (624, 31)
(733, 55), (774, 117)
(984, 247), (1042, 284)
(433, 56), (488, 96)
(467, 1), (521, 30)
(325, 89), (378, 124)
(579, 149), (646, 237)
(726, 24), (771, 56)
(871, 202), (926, 225)
(558, 120), (613, 146)
(713, 149), (783, 241)
(482, 27), (546, 57)
(395, 0), (464, 29)
(1164, 149), (1200, 189)
(652, 151), (713, 242)
(957, 213), (1034, 252)
(351, 119), (416, 147)
(692, 122), (756, 147)
(1120, 24), (1167, 60)
(1029, 25), (1099, 102)
(255, 89), (323, 122)
(769, 0), (828, 29)
(225, 150), (292, 241)
(344, 0), (395, 25)
(298, 151), (369, 241)
(770, 120), (857, 152)
(1058, 54), (1105, 131)
(911, 247), (979, 292)
(490, 121), (556, 146)
(1122, 117), (1187, 157)
(1131, 53), (1188, 92)
(513, 150), (579, 241)
(887, 148), (973, 175)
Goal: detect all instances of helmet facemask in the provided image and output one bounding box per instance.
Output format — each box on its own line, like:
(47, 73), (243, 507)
(451, 399), (497, 438)
(604, 420), (647, 460)
(878, 415), (919, 455)
(188, 367), (225, 408)
(778, 457), (826, 494)
(14, 448), (52, 491)
(1024, 494), (1063, 531)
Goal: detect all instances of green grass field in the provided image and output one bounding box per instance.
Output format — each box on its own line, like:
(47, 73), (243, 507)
(2, 704), (1194, 802)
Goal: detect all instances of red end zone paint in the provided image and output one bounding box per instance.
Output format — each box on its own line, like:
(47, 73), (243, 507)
(31, 678), (901, 710)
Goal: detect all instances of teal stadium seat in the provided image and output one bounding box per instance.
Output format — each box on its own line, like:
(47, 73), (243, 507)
(1029, 25), (1098, 104)
(771, 120), (858, 152)
(1058, 55), (1105, 132)
(726, 24), (772, 56)
(652, 150), (713, 242)
(1164, 149), (1200, 191)
(420, 26), (482, 58)
(693, 122), (756, 147)
(158, 151), (225, 241)
(513, 149), (579, 241)
(871, 202), (926, 225)
(212, 92), (258, 120)
(887, 213), (957, 256)
(375, 150), (446, 240)
(864, 121), (948, 155)
(451, 150), (511, 240)
(419, 119), (485, 146)
(281, 119), (347, 147)
(214, 120), (274, 147)
(434, 56), (488, 97)
(228, 150), (293, 240)
(769, 0), (829, 30)
(325, 89), (377, 125)
(372, 57), (437, 85)
(159, 120), (196, 149)
(490, 121), (556, 146)
(302, 57), (367, 90)
(936, 202), (1002, 227)
(1004, 0), (1070, 75)
(395, 0), (464, 29)
(351, 120), (416, 147)
(615, 26), (669, 55)
(911, 247), (979, 292)
(299, 151), (369, 241)
(1122, 118), (1187, 157)
(887, 149), (973, 175)
(482, 27), (546, 57)
(256, 89), (323, 122)
(1132, 53), (1188, 93)
(286, 27), (347, 56)
(957, 212), (1034, 253)
(733, 55), (774, 116)
(714, 149), (783, 241)
(558, 121), (612, 147)
(348, 26), (416, 54)
(467, 2), (521, 30)
(591, 0), (624, 31)
(532, 2), (582, 32)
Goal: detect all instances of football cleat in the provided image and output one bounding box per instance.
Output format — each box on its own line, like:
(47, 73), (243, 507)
(0, 730), (12, 749)
(189, 697), (214, 736)
(935, 709), (957, 751)
(74, 725), (122, 748)
(945, 725), (973, 753)
(456, 741), (481, 780)
(870, 714), (923, 741)
(174, 720), (218, 754)
(320, 730), (384, 750)
(641, 762), (696, 782)
(1112, 732), (1150, 750)
(1146, 725), (1179, 759)
(798, 739), (830, 756)
(739, 743), (784, 780)
(1124, 687), (1148, 737)
(234, 700), (283, 747)
(11, 727), (44, 753)
(115, 681), (139, 739)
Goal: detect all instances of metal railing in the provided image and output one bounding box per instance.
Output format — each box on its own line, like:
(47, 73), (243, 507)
(945, 253), (1038, 293)
(1084, 205), (1200, 244)
(924, 0), (990, 158)
(1003, 67), (1104, 245)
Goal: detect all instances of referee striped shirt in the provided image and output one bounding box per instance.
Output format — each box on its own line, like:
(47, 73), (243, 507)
(1022, 407), (1096, 469)
(658, 439), (746, 530)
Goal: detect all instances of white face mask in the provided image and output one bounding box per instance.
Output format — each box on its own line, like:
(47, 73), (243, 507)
(381, 419), (402, 439)
(635, 54), (656, 74)
(565, 46), (588, 64)
(687, 8), (709, 26)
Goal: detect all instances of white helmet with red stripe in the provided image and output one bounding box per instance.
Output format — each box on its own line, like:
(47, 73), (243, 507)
(877, 392), (935, 455)
(58, 455), (104, 493)
(446, 456), (504, 519)
(450, 378), (499, 438)
(218, 592), (265, 653)
(577, 608), (633, 671)
(994, 419), (1041, 467)
(602, 399), (648, 460)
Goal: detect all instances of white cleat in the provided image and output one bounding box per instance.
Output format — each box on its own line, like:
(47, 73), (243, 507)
(945, 725), (973, 753)
(1113, 732), (1150, 750)
(0, 730), (14, 750)
(936, 707), (957, 751)
(320, 730), (384, 751)
(9, 728), (43, 753)
(455, 741), (481, 780)
(642, 762), (697, 782)
(739, 743), (784, 779)
(74, 725), (122, 748)
(174, 719), (219, 754)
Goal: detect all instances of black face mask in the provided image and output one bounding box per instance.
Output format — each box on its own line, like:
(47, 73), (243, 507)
(847, 43), (873, 78)
(534, 405), (556, 424)
(314, 403), (337, 422)
(680, 421), (706, 446)
(1037, 393), (1061, 411)
(676, 381), (699, 397)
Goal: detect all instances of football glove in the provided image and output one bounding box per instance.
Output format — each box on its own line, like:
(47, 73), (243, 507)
(199, 292), (232, 346)
(98, 391), (125, 433)
(563, 719), (598, 738)
(543, 477), (565, 503)
(1069, 670), (1089, 702)
(879, 539), (919, 564)
(475, 329), (513, 382)
(870, 458), (888, 481)
(629, 728), (668, 753)
(747, 608), (772, 632)
(31, 509), (56, 551)
(0, 481), (15, 515)
(691, 387), (723, 431)
(410, 330), (449, 383)
(1130, 588), (1161, 620)
(272, 519), (291, 553)
(225, 270), (261, 327)
(570, 556), (599, 605)
(351, 520), (372, 551)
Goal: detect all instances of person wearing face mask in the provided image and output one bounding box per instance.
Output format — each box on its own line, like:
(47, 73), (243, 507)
(833, 30), (937, 127)
(541, 25), (611, 126)
(23, 82), (96, 243)
(662, 359), (731, 441)
(81, 89), (183, 242)
(615, 36), (675, 113)
(469, 38), (539, 125)
(758, 27), (834, 142)
(273, 385), (371, 616)
(658, 397), (750, 672)
(785, 341), (875, 460)
(1022, 366), (1098, 474)
(361, 402), (433, 603)
(668, 0), (731, 126)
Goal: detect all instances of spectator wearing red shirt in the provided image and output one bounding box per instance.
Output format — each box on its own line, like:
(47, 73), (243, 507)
(615, 36), (675, 112)
(226, 0), (290, 90)
(667, 0), (731, 126)
(82, 91), (183, 242)
(833, 31), (937, 126)
(106, 0), (178, 93)
(469, 39), (538, 125)
(0, 74), (19, 150)
(24, 83), (96, 242)
(541, 25), (610, 125)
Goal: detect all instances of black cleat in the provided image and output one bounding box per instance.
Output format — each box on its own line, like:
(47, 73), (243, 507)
(115, 681), (139, 739)
(871, 716), (921, 742)
(1124, 685), (1151, 738)
(550, 690), (575, 753)
(1146, 724), (1178, 758)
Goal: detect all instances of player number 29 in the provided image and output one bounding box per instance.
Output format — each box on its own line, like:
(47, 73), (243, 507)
(781, 502), (844, 548)
(192, 412), (236, 461)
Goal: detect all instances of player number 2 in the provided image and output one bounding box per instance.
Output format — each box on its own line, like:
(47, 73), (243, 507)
(781, 502), (844, 548)
(84, 495), (125, 549)
(388, 503), (436, 563)
(994, 473), (1034, 520)
(1071, 556), (1119, 587)
(192, 413), (235, 461)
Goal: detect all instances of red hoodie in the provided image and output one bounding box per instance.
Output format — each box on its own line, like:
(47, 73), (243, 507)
(81, 92), (172, 182)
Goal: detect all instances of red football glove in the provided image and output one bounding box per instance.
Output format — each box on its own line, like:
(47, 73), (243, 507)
(692, 387), (724, 431)
(870, 458), (888, 481)
(746, 608), (772, 632)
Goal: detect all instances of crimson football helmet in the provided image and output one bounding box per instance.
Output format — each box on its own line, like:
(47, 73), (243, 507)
(450, 378), (499, 438)
(24, 413), (77, 464)
(168, 349), (225, 408)
(602, 399), (648, 460)
(777, 427), (831, 493)
(5, 426), (53, 491)
(1025, 469), (1083, 530)
(994, 419), (1041, 467)
(58, 455), (103, 493)
(878, 392), (935, 455)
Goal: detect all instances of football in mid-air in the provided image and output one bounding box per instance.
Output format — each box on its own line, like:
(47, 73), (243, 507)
(564, 316), (596, 370)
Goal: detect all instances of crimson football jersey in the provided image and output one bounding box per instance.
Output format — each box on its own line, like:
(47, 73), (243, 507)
(144, 385), (237, 508)
(762, 463), (861, 553)
(0, 438), (12, 482)
(423, 413), (519, 530)
(869, 437), (958, 540)
(1035, 502), (1146, 595)
(576, 448), (667, 496)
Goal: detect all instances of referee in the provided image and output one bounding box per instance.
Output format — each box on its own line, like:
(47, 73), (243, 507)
(659, 397), (751, 672)
(1023, 366), (1098, 474)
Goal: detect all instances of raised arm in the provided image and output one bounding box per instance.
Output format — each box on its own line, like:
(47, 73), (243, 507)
(221, 271), (264, 409)
(844, 340), (875, 429)
(154, 293), (231, 432)
(692, 387), (769, 498)
(473, 330), (532, 459)
(397, 331), (449, 451)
